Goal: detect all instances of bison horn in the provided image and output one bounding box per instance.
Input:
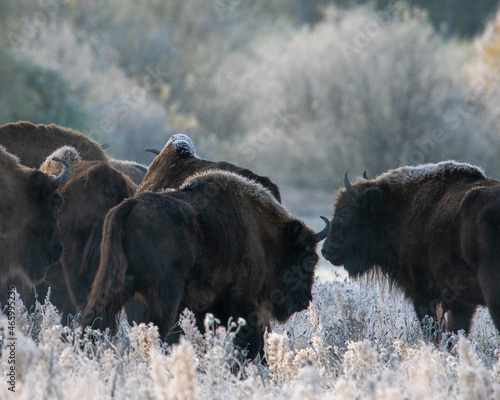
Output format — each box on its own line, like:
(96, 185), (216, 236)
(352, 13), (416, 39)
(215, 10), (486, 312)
(363, 171), (369, 179)
(135, 164), (148, 174)
(306, 216), (331, 245)
(145, 148), (160, 155)
(344, 171), (361, 200)
(51, 157), (71, 188)
(101, 143), (111, 150)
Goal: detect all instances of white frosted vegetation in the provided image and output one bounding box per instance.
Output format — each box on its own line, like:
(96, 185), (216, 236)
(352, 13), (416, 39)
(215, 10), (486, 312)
(2, 280), (500, 399)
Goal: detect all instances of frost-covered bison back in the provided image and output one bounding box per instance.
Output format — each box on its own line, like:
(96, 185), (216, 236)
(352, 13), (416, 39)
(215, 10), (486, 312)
(322, 161), (500, 335)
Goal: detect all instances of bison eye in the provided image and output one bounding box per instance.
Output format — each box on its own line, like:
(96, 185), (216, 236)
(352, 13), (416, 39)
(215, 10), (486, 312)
(303, 257), (316, 272)
(53, 196), (62, 207)
(336, 210), (350, 223)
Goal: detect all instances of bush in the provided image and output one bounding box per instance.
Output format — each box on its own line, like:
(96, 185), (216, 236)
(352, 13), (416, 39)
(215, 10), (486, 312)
(208, 5), (500, 188)
(2, 1), (499, 187)
(0, 50), (92, 131)
(2, 279), (500, 399)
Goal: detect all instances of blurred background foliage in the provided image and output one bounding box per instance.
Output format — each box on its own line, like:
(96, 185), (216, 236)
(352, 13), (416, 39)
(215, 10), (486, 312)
(1, 0), (500, 190)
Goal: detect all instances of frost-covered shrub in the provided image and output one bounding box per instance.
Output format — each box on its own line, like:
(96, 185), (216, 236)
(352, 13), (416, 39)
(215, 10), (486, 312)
(2, 278), (500, 399)
(9, 18), (173, 165)
(211, 4), (500, 188)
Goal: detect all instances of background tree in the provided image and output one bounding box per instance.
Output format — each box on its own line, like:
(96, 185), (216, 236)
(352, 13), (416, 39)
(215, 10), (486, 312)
(1, 0), (499, 186)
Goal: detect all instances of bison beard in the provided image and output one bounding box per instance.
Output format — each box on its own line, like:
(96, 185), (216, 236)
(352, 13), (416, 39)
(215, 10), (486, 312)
(83, 170), (328, 359)
(322, 162), (500, 337)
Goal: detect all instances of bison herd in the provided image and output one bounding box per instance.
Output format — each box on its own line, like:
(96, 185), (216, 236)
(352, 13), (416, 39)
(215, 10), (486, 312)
(1, 121), (500, 360)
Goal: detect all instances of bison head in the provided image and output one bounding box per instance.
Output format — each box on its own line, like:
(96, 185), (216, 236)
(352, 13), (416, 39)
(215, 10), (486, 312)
(164, 134), (197, 158)
(271, 217), (330, 322)
(19, 158), (70, 283)
(322, 172), (398, 278)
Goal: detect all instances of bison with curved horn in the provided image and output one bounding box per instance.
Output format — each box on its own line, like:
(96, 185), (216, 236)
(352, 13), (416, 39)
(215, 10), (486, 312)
(0, 146), (70, 284)
(83, 170), (329, 359)
(29, 146), (136, 321)
(322, 161), (500, 337)
(133, 134), (283, 346)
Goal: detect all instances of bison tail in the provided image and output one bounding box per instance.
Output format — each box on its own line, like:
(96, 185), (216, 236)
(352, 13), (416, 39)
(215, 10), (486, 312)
(82, 199), (136, 334)
(80, 216), (106, 280)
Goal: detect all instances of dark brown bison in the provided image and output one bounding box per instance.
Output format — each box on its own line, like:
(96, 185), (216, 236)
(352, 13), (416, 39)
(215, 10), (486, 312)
(35, 147), (135, 320)
(138, 134), (281, 202)
(321, 161), (500, 335)
(136, 134), (282, 338)
(0, 121), (147, 185)
(0, 145), (70, 284)
(83, 170), (329, 359)
(0, 121), (108, 167)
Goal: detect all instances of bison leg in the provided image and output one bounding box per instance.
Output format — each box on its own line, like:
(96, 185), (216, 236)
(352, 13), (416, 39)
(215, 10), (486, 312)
(413, 295), (442, 342)
(194, 300), (264, 360)
(60, 260), (90, 315)
(124, 296), (148, 326)
(233, 323), (264, 361)
(445, 302), (476, 334)
(478, 268), (500, 333)
(229, 305), (265, 360)
(32, 280), (76, 325)
(142, 273), (187, 344)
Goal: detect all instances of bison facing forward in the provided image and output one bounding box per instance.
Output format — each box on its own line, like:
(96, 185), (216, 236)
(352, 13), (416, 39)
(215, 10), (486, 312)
(0, 146), (70, 284)
(84, 170), (329, 359)
(322, 161), (500, 335)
